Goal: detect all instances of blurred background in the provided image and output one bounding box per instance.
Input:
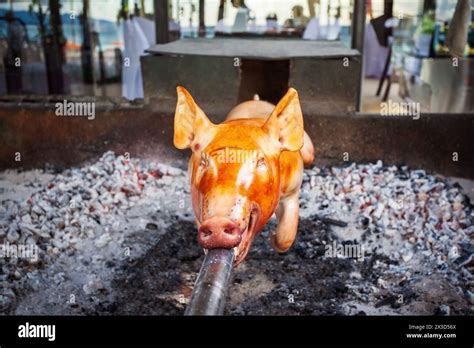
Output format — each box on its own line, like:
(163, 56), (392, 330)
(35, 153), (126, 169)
(0, 0), (472, 112)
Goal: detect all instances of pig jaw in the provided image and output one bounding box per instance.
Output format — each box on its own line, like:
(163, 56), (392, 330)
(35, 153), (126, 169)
(233, 205), (261, 265)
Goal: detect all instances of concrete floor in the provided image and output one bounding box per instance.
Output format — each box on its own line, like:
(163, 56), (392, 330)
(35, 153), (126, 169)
(360, 77), (404, 113)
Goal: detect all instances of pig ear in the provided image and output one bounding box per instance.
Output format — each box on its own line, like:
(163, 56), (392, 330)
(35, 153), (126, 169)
(262, 88), (304, 152)
(174, 86), (214, 150)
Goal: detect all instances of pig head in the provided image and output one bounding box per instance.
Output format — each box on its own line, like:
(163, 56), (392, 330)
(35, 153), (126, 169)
(174, 87), (314, 265)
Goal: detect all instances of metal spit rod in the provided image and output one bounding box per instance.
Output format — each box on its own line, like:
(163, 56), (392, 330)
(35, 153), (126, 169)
(185, 248), (235, 315)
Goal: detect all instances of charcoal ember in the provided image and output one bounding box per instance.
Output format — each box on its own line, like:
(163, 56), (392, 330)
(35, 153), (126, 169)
(448, 246), (461, 261)
(467, 290), (474, 305)
(435, 304), (450, 316)
(454, 253), (473, 268)
(6, 228), (20, 242)
(459, 242), (474, 254)
(83, 277), (106, 295)
(19, 222), (49, 239)
(94, 233), (112, 249)
(375, 294), (397, 308)
(53, 272), (66, 285)
(0, 288), (16, 312)
(465, 225), (474, 236)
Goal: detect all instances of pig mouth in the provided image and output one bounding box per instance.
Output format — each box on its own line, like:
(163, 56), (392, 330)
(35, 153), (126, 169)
(232, 206), (259, 266)
(200, 206), (260, 266)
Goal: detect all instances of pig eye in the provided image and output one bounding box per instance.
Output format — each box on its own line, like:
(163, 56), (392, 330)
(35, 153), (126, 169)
(257, 157), (266, 168)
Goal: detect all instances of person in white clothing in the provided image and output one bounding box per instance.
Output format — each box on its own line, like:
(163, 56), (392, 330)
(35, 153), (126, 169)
(231, 0), (251, 32)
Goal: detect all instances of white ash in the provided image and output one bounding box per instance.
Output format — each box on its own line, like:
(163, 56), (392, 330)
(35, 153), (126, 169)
(0, 153), (472, 314)
(300, 162), (472, 264)
(0, 151), (192, 313)
(300, 161), (473, 312)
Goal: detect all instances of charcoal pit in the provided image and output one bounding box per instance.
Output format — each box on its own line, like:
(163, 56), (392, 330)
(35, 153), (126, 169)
(0, 152), (472, 315)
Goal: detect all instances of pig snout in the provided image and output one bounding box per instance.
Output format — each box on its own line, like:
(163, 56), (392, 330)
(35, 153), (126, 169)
(198, 217), (243, 249)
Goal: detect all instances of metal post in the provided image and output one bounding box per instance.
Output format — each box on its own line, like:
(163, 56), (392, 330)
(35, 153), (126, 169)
(351, 0), (366, 112)
(384, 0), (393, 17)
(80, 0), (95, 85)
(198, 0), (205, 37)
(154, 0), (170, 44)
(351, 0), (366, 52)
(185, 249), (234, 316)
(218, 0), (225, 22)
(47, 0), (65, 93)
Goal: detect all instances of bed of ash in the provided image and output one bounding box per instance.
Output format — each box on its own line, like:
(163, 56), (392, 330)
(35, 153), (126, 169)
(0, 152), (473, 315)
